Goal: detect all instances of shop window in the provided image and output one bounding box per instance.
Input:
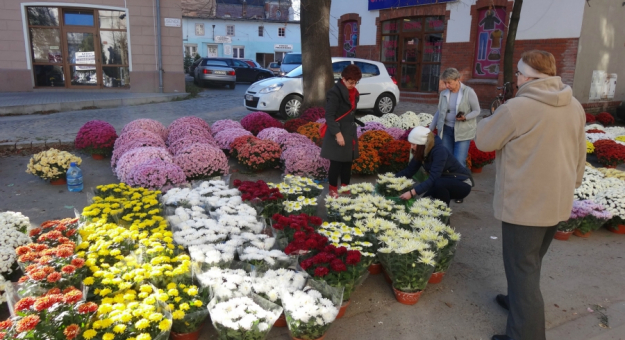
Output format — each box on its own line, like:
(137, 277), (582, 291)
(381, 16), (444, 92)
(342, 21), (358, 57)
(227, 25), (235, 36)
(233, 47), (245, 59)
(195, 23), (204, 36)
(99, 10), (127, 29)
(64, 10), (94, 26)
(473, 7), (506, 79)
(278, 27), (286, 37)
(27, 7), (59, 26)
(184, 44), (198, 57)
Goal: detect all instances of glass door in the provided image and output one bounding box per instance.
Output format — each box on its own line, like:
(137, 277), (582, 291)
(400, 36), (419, 90)
(61, 9), (100, 88)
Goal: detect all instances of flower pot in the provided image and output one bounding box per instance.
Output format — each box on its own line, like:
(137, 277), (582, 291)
(428, 271), (445, 284)
(335, 300), (350, 319)
(383, 269), (392, 284)
(554, 230), (574, 241)
(170, 326), (203, 340)
(574, 229), (592, 238)
(50, 178), (67, 185)
(92, 154), (105, 160)
(274, 313), (287, 327)
(392, 287), (423, 305)
(608, 224), (625, 234)
(470, 166), (483, 173)
(368, 263), (382, 275)
(292, 335), (325, 340)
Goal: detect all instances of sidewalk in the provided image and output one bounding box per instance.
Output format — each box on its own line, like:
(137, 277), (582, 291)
(0, 91), (187, 116)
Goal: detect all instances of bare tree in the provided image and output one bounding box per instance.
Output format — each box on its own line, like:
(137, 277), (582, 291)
(503, 0), (523, 97)
(300, 0), (333, 110)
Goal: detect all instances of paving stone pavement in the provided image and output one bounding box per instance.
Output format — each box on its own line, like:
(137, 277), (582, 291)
(0, 91), (182, 107)
(0, 84), (441, 143)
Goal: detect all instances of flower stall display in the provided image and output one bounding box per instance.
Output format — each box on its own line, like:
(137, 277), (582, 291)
(126, 158), (187, 192)
(586, 133), (612, 144)
(26, 148), (82, 184)
(316, 222), (376, 266)
(1, 286), (97, 340)
(420, 219), (461, 284)
(596, 112), (615, 126)
(174, 144), (230, 180)
(121, 118), (169, 139)
(416, 112), (434, 127)
(300, 107), (326, 122)
(325, 194), (405, 225)
(167, 124), (214, 146)
(28, 218), (80, 248)
(378, 140), (411, 173)
(197, 267), (255, 299)
(114, 129), (165, 153)
(297, 122), (323, 146)
(594, 188), (625, 234)
(573, 199), (612, 237)
(0, 246), (16, 282)
(211, 119), (244, 136)
(241, 111), (284, 136)
(468, 141), (495, 172)
(409, 197), (452, 225)
(283, 196), (318, 216)
(281, 282), (342, 340)
(283, 231), (328, 256)
(74, 120), (118, 158)
(239, 247), (291, 270)
(359, 130), (394, 151)
(377, 228), (437, 305)
(596, 167), (625, 181)
(115, 146), (173, 182)
(336, 182), (375, 197)
(0, 211), (31, 234)
(231, 137), (282, 172)
(351, 143), (380, 175)
(169, 116), (212, 134)
(152, 283), (210, 338)
(594, 140), (625, 168)
(269, 175), (324, 200)
(257, 127), (289, 143)
(281, 144), (330, 180)
(190, 242), (238, 269)
(574, 166), (608, 200)
(376, 172), (415, 198)
(284, 118), (309, 133)
(274, 133), (316, 152)
(604, 126), (625, 138)
(316, 118), (326, 124)
(208, 294), (282, 340)
(271, 213), (322, 246)
(168, 136), (217, 155)
(357, 122), (387, 138)
(234, 180), (285, 219)
(586, 129), (606, 134)
(214, 128), (254, 150)
(111, 135), (167, 169)
(299, 244), (367, 304)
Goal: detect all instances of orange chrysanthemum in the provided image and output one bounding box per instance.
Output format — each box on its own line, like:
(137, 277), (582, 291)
(18, 276), (28, 283)
(14, 297), (36, 312)
(47, 272), (62, 283)
(352, 142), (380, 175)
(378, 140), (411, 173)
(77, 302), (98, 314)
(0, 320), (13, 330)
(16, 315), (40, 333)
(56, 248), (73, 258)
(71, 258), (85, 268)
(33, 296), (55, 311)
(46, 288), (61, 296)
(297, 122), (323, 146)
(29, 271), (46, 281)
(38, 256), (53, 265)
(64, 324), (80, 340)
(63, 290), (83, 304)
(62, 265), (76, 275)
(16, 246), (31, 256)
(358, 130), (394, 151)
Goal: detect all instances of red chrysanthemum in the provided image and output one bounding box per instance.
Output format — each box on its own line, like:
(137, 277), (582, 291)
(41, 266), (55, 274)
(0, 320), (12, 330)
(14, 297), (36, 312)
(63, 290), (83, 304)
(29, 271), (46, 281)
(33, 296), (55, 311)
(18, 276), (28, 283)
(62, 265), (77, 275)
(46, 288), (61, 296)
(77, 302), (98, 314)
(16, 315), (40, 332)
(56, 248), (73, 258)
(314, 266), (329, 277)
(47, 272), (62, 283)
(16, 246), (31, 256)
(64, 324), (80, 340)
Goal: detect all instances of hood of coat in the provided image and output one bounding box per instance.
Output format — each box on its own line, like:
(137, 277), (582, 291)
(516, 76), (572, 108)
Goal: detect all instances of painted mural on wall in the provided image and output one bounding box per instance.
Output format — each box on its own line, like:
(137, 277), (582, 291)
(343, 21), (358, 57)
(473, 7), (505, 79)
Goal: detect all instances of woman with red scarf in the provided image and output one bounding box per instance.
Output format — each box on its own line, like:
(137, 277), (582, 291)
(320, 64), (362, 198)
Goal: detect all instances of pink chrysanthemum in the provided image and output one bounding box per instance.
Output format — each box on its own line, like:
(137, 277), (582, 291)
(121, 119), (168, 139)
(174, 144), (230, 180)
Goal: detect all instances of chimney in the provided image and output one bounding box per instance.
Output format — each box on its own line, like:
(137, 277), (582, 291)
(242, 0), (247, 18)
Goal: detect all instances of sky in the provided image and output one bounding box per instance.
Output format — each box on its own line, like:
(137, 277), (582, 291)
(292, 0), (300, 20)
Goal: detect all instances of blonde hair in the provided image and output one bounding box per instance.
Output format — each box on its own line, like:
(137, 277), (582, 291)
(521, 50), (556, 77)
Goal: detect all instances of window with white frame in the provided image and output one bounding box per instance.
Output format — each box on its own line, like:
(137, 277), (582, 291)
(184, 44), (198, 57)
(278, 27), (285, 37)
(227, 25), (235, 36)
(233, 46), (245, 59)
(258, 26), (264, 37)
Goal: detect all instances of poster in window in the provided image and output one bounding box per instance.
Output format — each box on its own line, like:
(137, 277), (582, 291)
(473, 7), (505, 79)
(343, 21), (358, 57)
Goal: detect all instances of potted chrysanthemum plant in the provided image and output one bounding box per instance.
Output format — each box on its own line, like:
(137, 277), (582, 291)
(573, 200), (612, 237)
(377, 228), (437, 305)
(208, 294), (282, 340)
(74, 120), (118, 159)
(554, 200), (585, 241)
(25, 148), (82, 185)
(594, 188), (625, 234)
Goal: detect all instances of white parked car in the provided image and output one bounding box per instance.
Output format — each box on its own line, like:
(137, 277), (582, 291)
(244, 57), (400, 118)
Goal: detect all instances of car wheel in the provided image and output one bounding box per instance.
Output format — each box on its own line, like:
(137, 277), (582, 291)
(374, 93), (395, 116)
(229, 82), (236, 90)
(256, 74), (267, 82)
(280, 95), (303, 118)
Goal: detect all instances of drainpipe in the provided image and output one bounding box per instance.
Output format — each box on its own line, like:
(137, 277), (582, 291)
(156, 0), (164, 93)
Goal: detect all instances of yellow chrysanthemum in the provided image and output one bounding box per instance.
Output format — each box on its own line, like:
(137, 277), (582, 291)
(135, 319), (150, 330)
(172, 310), (185, 320)
(113, 324), (127, 334)
(102, 333), (115, 340)
(158, 319), (172, 331)
(83, 329), (97, 340)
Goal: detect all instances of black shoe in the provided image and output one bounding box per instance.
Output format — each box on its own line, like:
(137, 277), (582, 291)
(455, 199), (463, 203)
(496, 294), (509, 311)
(491, 335), (513, 340)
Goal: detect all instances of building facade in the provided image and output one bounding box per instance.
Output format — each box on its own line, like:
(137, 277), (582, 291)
(329, 0), (624, 111)
(182, 0), (300, 68)
(0, 1), (185, 93)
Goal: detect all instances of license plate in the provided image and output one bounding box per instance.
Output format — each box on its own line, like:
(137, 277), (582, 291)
(214, 71), (226, 75)
(245, 95), (254, 101)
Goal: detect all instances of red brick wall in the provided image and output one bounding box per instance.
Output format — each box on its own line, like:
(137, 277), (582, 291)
(582, 101), (620, 115)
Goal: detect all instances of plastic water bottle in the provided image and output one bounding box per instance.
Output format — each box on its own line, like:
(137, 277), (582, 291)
(66, 162), (83, 192)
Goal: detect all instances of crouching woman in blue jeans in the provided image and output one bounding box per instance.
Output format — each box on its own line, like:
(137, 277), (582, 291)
(395, 126), (473, 206)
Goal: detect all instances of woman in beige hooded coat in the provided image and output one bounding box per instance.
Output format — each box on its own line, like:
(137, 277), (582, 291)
(476, 50), (586, 340)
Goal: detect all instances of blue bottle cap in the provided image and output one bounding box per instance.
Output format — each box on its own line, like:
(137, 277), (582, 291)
(70, 162), (76, 167)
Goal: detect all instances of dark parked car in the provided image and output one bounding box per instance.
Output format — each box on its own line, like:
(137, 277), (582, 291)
(207, 58), (274, 83)
(193, 59), (237, 89)
(240, 59), (262, 68)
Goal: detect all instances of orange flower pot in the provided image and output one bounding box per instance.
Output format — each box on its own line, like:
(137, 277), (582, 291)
(428, 271), (445, 284)
(170, 326), (203, 340)
(573, 229), (592, 238)
(92, 154), (105, 160)
(392, 288), (423, 305)
(608, 225), (625, 234)
(335, 300), (350, 319)
(470, 166), (483, 173)
(368, 263), (382, 275)
(274, 313), (287, 327)
(554, 230), (574, 241)
(50, 178), (67, 185)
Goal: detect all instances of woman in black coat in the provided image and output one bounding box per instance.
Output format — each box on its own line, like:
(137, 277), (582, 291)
(320, 64), (362, 198)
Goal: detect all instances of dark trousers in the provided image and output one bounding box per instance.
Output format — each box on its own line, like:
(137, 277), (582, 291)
(423, 177), (471, 206)
(328, 160), (352, 187)
(502, 222), (558, 340)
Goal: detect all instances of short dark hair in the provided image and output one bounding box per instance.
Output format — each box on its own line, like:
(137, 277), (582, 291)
(341, 64), (362, 81)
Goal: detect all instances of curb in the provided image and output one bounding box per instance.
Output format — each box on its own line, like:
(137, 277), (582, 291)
(0, 139), (75, 152)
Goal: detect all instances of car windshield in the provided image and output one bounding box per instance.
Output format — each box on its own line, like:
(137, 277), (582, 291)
(285, 66), (302, 78)
(282, 54), (301, 64)
(204, 60), (228, 67)
(269, 63), (278, 68)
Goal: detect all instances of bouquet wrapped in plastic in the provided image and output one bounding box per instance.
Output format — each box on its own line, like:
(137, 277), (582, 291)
(208, 294), (282, 340)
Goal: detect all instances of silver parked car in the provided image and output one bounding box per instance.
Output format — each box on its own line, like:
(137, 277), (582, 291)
(193, 59), (237, 89)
